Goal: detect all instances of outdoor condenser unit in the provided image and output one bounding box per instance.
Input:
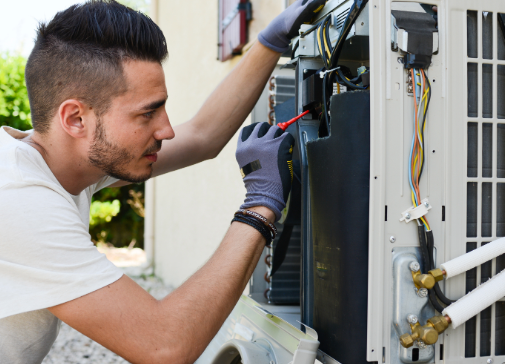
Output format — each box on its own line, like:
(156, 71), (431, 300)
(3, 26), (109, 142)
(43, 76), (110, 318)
(197, 1), (505, 364)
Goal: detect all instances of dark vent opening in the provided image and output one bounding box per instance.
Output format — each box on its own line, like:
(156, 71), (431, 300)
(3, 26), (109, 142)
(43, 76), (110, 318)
(482, 123), (493, 177)
(480, 242), (492, 357)
(467, 183), (478, 237)
(468, 122), (478, 177)
(497, 183), (505, 236)
(465, 242), (478, 357)
(482, 183), (492, 237)
(468, 11), (478, 58)
(468, 63), (478, 117)
(483, 12), (494, 59)
(498, 66), (505, 119)
(483, 65), (493, 118)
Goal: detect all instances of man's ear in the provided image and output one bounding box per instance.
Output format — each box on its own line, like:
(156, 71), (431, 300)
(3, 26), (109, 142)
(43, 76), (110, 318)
(58, 99), (93, 139)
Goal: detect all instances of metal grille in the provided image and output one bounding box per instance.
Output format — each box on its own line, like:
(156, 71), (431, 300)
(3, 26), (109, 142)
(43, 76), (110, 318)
(465, 9), (505, 359)
(268, 76), (295, 124)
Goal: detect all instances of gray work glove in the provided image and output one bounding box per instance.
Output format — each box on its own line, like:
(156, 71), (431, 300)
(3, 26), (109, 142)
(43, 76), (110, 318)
(258, 0), (327, 53)
(236, 122), (295, 221)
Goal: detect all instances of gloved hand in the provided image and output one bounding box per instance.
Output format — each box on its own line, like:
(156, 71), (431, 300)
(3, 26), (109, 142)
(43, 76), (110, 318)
(236, 122), (295, 221)
(258, 0), (327, 53)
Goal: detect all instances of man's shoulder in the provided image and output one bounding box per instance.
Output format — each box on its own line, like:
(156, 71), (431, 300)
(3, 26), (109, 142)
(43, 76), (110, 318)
(0, 128), (60, 192)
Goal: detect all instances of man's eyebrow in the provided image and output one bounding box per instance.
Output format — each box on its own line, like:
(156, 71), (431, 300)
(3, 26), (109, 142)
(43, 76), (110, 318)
(136, 97), (168, 112)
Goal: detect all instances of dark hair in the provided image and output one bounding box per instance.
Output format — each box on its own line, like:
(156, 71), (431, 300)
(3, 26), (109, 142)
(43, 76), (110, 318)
(25, 0), (168, 134)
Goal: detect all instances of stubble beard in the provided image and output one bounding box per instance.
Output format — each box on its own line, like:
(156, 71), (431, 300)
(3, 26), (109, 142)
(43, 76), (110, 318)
(88, 119), (157, 183)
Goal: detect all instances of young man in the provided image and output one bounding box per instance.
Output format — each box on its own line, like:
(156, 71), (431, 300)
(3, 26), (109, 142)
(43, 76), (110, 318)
(0, 0), (325, 363)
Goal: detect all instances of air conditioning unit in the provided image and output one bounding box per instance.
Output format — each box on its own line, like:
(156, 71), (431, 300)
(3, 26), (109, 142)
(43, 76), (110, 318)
(199, 1), (505, 363)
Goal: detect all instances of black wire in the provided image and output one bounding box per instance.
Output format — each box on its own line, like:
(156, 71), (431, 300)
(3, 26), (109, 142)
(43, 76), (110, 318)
(417, 225), (446, 312)
(318, 15), (332, 68)
(300, 18), (325, 38)
(329, 0), (369, 69)
(426, 230), (455, 305)
(336, 69), (368, 90)
(291, 40), (299, 60)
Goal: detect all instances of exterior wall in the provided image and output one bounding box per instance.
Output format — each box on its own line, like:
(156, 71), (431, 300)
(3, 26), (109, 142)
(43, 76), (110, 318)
(147, 0), (284, 288)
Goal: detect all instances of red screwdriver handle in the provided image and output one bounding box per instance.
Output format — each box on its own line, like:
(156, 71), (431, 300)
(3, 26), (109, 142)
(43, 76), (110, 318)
(277, 110), (311, 131)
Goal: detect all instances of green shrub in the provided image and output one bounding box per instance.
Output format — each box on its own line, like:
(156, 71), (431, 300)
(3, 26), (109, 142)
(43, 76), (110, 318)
(90, 199), (121, 227)
(0, 53), (32, 131)
(90, 184), (145, 248)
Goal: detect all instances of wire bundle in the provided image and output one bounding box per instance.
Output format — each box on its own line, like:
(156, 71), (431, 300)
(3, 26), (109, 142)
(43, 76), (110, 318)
(312, 0), (369, 136)
(408, 68), (431, 231)
(408, 68), (454, 311)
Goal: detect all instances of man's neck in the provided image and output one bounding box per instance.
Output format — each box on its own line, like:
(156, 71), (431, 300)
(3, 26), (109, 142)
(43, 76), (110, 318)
(23, 131), (105, 196)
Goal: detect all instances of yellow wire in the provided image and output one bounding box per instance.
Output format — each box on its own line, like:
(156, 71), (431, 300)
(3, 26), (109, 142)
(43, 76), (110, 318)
(322, 25), (332, 61)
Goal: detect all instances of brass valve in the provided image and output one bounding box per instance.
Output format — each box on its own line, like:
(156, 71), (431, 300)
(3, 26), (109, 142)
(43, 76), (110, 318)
(411, 268), (444, 289)
(399, 315), (450, 348)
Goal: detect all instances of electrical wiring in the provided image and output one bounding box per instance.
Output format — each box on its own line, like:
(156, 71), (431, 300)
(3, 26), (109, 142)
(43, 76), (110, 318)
(407, 67), (454, 310)
(408, 68), (430, 230)
(312, 1), (369, 137)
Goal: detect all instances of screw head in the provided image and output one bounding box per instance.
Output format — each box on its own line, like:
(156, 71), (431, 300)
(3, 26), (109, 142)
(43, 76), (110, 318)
(424, 202), (430, 208)
(390, 236), (396, 243)
(303, 69), (308, 74)
(409, 261), (420, 272)
(487, 359), (493, 364)
(407, 314), (418, 324)
(405, 213), (411, 219)
(417, 288), (428, 298)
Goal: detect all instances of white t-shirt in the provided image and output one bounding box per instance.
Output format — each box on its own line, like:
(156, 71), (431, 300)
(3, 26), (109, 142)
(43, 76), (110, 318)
(0, 126), (124, 363)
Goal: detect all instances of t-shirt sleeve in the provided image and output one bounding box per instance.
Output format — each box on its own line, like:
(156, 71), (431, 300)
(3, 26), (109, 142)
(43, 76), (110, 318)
(0, 183), (123, 319)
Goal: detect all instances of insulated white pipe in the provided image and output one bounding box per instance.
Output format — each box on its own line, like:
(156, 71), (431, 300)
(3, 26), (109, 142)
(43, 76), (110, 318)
(443, 268), (505, 328)
(440, 237), (505, 279)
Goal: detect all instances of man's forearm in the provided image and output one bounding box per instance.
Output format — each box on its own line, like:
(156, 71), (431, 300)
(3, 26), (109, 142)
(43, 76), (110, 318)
(153, 42), (281, 176)
(49, 207), (273, 364)
(191, 42), (281, 154)
(158, 220), (267, 361)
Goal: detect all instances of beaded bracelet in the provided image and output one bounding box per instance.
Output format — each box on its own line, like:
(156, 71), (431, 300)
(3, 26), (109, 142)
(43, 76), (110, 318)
(231, 214), (273, 244)
(235, 209), (277, 239)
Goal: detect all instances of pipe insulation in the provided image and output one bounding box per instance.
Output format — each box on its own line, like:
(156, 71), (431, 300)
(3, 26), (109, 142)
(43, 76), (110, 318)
(440, 237), (505, 279)
(442, 268), (505, 328)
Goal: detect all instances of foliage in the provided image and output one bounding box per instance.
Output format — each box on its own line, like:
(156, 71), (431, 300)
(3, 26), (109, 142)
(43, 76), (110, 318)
(90, 184), (145, 248)
(90, 199), (121, 227)
(0, 53), (32, 131)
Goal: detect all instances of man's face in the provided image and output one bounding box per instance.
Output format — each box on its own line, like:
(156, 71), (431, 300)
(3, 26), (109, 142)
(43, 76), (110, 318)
(88, 60), (173, 183)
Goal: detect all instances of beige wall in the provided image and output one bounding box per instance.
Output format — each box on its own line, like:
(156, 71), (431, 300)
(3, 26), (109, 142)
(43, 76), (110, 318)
(148, 0), (284, 288)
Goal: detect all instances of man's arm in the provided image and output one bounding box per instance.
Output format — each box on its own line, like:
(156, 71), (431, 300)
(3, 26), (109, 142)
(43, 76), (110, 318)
(151, 41), (280, 176)
(50, 122), (294, 363)
(49, 206), (273, 364)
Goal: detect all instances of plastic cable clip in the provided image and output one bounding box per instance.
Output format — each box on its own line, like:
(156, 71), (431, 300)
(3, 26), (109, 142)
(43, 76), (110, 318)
(399, 198), (432, 223)
(319, 67), (340, 78)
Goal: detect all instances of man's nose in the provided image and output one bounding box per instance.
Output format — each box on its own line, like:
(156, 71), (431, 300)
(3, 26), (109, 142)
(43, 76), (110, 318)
(154, 112), (175, 141)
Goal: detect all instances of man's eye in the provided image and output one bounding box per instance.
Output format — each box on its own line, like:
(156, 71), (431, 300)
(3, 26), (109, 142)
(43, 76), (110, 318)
(143, 110), (155, 119)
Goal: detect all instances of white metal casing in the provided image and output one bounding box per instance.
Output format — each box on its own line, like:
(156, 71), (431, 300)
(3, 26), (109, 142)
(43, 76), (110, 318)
(367, 0), (505, 363)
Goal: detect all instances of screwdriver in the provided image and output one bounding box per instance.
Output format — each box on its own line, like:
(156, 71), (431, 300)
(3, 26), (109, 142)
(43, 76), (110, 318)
(277, 110), (311, 131)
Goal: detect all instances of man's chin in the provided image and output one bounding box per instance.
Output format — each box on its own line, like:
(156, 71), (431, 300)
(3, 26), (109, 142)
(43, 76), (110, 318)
(107, 166), (153, 183)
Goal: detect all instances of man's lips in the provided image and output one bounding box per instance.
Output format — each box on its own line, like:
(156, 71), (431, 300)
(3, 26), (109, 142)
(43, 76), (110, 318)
(145, 153), (158, 162)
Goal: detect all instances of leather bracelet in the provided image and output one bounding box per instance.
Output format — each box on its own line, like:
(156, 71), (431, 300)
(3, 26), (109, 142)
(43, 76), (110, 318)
(235, 209), (277, 239)
(231, 215), (272, 244)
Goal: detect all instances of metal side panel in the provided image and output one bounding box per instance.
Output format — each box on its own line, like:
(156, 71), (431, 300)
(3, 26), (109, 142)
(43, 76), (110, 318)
(367, 0), (505, 363)
(196, 295), (319, 364)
